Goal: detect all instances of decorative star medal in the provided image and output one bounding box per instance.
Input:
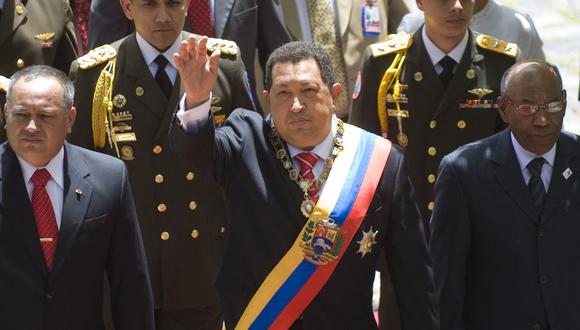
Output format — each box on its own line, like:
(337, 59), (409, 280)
(269, 119), (344, 218)
(356, 227), (378, 257)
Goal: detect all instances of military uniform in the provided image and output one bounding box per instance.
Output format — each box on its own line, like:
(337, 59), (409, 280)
(349, 28), (517, 329)
(69, 32), (254, 324)
(0, 0), (78, 139)
(350, 28), (517, 221)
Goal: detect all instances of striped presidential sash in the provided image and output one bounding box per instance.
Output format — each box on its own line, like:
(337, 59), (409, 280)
(236, 124), (392, 329)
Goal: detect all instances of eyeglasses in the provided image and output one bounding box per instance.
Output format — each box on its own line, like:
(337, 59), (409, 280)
(504, 98), (564, 116)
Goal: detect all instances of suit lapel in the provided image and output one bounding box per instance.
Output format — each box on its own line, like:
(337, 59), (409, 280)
(122, 34), (167, 119)
(0, 0), (27, 47)
(50, 143), (93, 279)
(492, 130), (538, 222)
(542, 134), (579, 222)
(214, 0), (235, 38)
(1, 144), (49, 277)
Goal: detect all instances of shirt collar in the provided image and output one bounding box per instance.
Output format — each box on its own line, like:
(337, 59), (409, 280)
(135, 32), (181, 69)
(510, 132), (557, 171)
(287, 115), (338, 160)
(17, 146), (65, 189)
(422, 27), (469, 65)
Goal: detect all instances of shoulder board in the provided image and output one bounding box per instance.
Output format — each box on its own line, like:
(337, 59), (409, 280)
(370, 32), (412, 58)
(476, 35), (517, 58)
(0, 75), (8, 93)
(206, 38), (238, 56)
(78, 44), (117, 70)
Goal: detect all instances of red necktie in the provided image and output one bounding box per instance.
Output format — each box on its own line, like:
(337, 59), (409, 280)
(188, 0), (214, 37)
(31, 169), (59, 271)
(295, 152), (320, 202)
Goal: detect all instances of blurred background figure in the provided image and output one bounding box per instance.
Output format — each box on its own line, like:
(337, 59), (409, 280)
(70, 0), (91, 54)
(280, 0), (409, 118)
(88, 0), (292, 112)
(397, 0), (545, 60)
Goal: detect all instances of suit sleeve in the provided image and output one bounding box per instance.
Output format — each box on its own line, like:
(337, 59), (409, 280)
(107, 162), (155, 330)
(429, 155), (470, 330)
(68, 60), (98, 149)
(88, 0), (133, 48)
(384, 149), (439, 330)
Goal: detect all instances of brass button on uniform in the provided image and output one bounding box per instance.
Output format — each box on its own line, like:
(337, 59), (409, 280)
(429, 120), (437, 129)
(186, 172), (195, 181)
(154, 174), (164, 183)
(16, 4), (24, 14)
(16, 59), (24, 68)
(428, 147), (437, 156)
(135, 86), (144, 96)
(161, 232), (170, 240)
(153, 145), (162, 154)
(157, 203), (167, 212)
(191, 230), (199, 239)
(220, 227), (226, 234)
(457, 120), (467, 129)
(427, 201), (435, 211)
(428, 174), (436, 183)
(189, 201), (197, 210)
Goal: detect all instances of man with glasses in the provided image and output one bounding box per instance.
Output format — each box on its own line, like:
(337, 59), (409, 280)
(430, 60), (580, 329)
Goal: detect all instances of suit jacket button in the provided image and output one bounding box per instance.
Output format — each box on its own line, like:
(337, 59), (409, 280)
(161, 232), (170, 240)
(186, 172), (195, 181)
(429, 120), (437, 129)
(191, 230), (199, 239)
(427, 147), (437, 156)
(539, 275), (548, 285)
(45, 292), (54, 299)
(157, 203), (167, 212)
(427, 201), (435, 211)
(531, 324), (543, 330)
(153, 145), (162, 154)
(16, 59), (25, 68)
(154, 174), (164, 183)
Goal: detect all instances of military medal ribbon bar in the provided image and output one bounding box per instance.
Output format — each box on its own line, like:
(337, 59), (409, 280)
(236, 124), (391, 329)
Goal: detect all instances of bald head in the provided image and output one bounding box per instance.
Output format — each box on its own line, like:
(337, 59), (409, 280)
(500, 60), (563, 98)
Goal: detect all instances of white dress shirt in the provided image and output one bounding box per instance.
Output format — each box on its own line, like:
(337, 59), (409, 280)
(136, 33), (181, 84)
(511, 133), (556, 190)
(422, 28), (468, 75)
(17, 147), (65, 229)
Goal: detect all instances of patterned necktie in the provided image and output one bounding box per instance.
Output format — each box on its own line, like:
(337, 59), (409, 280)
(306, 0), (349, 116)
(31, 169), (59, 271)
(188, 0), (214, 37)
(295, 152), (320, 202)
(438, 55), (456, 88)
(154, 55), (173, 99)
(527, 157), (546, 215)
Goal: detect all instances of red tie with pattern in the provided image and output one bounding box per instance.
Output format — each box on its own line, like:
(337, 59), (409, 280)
(31, 169), (59, 271)
(188, 0), (214, 37)
(295, 152), (320, 202)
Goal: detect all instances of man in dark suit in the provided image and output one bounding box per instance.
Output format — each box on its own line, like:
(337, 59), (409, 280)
(0, 65), (154, 329)
(69, 0), (255, 329)
(348, 0), (517, 326)
(88, 0), (292, 110)
(431, 60), (580, 329)
(170, 40), (437, 329)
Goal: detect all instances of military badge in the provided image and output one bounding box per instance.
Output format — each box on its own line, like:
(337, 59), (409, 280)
(414, 71), (423, 82)
(301, 218), (342, 265)
(356, 227), (378, 257)
(113, 94), (127, 108)
(466, 69), (476, 79)
(115, 132), (137, 142)
(112, 111), (133, 122)
(120, 146), (135, 161)
(213, 114), (226, 127)
(35, 32), (55, 49)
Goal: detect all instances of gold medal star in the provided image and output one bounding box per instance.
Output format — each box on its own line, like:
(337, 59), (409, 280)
(356, 227), (378, 257)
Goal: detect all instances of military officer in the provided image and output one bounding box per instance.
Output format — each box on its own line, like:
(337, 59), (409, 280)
(349, 0), (517, 328)
(0, 0), (78, 138)
(68, 0), (255, 329)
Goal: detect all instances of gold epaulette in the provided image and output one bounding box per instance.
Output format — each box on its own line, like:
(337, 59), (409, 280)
(476, 35), (518, 58)
(0, 75), (8, 93)
(78, 44), (117, 70)
(206, 37), (238, 56)
(370, 32), (412, 58)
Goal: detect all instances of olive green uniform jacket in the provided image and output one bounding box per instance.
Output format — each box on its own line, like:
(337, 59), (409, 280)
(69, 31), (255, 310)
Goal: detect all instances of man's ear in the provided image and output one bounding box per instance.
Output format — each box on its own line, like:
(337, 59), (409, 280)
(262, 90), (270, 105)
(416, 0), (425, 11)
(330, 83), (342, 104)
(497, 96), (509, 124)
(120, 0), (134, 20)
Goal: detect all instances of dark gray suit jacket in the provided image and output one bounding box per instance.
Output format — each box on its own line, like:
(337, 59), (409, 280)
(0, 142), (153, 330)
(430, 129), (580, 329)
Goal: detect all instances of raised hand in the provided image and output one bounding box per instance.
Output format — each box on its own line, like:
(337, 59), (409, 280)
(173, 36), (221, 109)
